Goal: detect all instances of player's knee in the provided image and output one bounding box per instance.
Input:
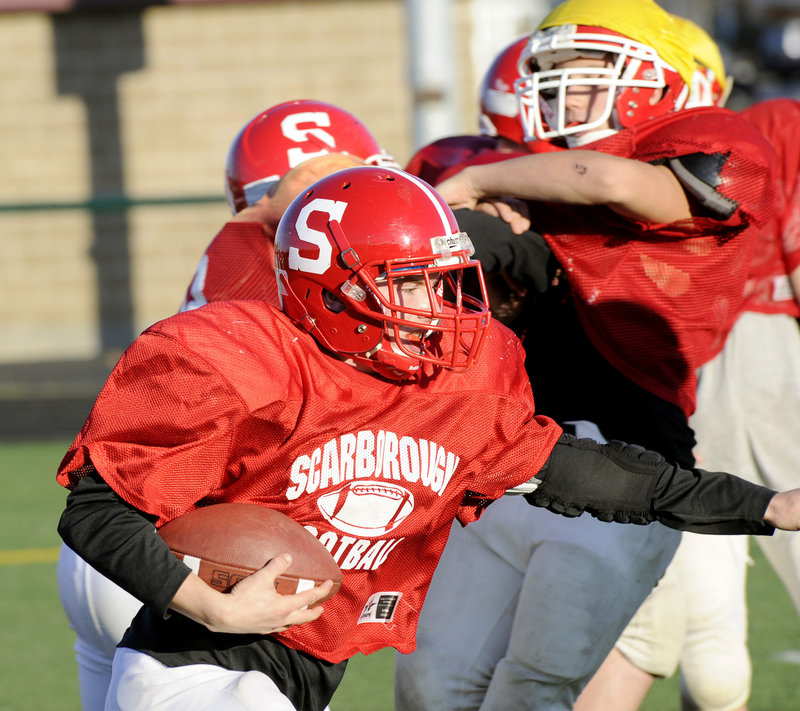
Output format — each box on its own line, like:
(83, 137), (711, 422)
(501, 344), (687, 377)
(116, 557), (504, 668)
(73, 637), (115, 675)
(395, 649), (485, 711)
(505, 658), (590, 699)
(681, 654), (751, 711)
(484, 657), (583, 711)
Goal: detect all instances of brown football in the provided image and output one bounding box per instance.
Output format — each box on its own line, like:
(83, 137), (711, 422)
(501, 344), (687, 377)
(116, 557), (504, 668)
(157, 503), (341, 603)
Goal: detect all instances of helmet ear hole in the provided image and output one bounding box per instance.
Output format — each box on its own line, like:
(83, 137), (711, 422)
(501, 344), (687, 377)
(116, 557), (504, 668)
(322, 289), (347, 314)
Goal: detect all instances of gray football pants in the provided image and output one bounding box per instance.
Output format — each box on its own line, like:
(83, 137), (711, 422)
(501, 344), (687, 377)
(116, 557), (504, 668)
(395, 496), (680, 711)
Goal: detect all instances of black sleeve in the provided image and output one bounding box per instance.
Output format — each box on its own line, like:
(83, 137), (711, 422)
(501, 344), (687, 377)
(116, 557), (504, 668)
(524, 432), (776, 535)
(57, 466), (192, 617)
(454, 208), (553, 293)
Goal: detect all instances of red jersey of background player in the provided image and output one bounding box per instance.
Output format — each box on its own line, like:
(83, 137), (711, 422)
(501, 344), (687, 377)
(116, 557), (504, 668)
(740, 97), (800, 317)
(56, 299), (561, 664)
(405, 134), (530, 187)
(528, 107), (778, 417)
(404, 133), (564, 188)
(181, 221), (279, 310)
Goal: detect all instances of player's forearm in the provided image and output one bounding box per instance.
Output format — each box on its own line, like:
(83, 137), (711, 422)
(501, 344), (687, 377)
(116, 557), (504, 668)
(524, 433), (776, 534)
(168, 571), (232, 630)
(57, 467), (191, 617)
(457, 152), (604, 205)
(457, 152), (690, 224)
(230, 202), (275, 225)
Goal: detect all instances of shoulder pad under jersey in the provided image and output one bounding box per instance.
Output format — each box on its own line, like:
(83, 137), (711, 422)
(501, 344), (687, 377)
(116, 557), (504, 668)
(665, 152), (738, 219)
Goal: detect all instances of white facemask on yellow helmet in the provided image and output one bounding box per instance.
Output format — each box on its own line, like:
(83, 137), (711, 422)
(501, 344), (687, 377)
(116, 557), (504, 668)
(514, 23), (688, 144)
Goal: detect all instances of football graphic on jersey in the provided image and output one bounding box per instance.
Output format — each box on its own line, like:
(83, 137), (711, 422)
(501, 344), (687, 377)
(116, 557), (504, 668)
(157, 503), (341, 603)
(317, 481), (414, 537)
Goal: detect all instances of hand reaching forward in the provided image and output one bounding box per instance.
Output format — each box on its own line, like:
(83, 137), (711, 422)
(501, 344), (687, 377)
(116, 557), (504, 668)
(434, 169), (480, 211)
(764, 490), (800, 531)
(436, 169), (531, 234)
(473, 197), (531, 234)
(169, 553), (334, 635)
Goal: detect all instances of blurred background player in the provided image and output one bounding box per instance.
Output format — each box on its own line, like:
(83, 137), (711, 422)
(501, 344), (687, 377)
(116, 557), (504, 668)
(577, 96), (800, 711)
(404, 34), (532, 187)
(182, 99), (396, 311)
(56, 98), (392, 711)
(404, 34), (556, 330)
(573, 17), (749, 711)
(395, 1), (779, 709)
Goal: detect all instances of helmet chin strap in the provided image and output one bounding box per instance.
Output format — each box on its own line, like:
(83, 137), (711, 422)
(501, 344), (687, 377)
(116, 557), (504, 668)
(371, 342), (422, 380)
(371, 338), (420, 380)
(340, 339), (421, 381)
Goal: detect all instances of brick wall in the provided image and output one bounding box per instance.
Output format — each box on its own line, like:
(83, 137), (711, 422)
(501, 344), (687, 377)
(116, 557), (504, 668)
(0, 1), (481, 365)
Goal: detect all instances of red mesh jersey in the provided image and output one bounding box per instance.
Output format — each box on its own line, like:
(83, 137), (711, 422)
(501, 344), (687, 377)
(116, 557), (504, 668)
(57, 300), (561, 663)
(180, 221), (279, 311)
(405, 134), (531, 187)
(741, 98), (800, 316)
(532, 107), (778, 417)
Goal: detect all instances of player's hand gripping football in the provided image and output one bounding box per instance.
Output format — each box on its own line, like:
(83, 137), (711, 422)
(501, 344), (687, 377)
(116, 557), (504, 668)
(169, 553), (334, 635)
(764, 489), (800, 531)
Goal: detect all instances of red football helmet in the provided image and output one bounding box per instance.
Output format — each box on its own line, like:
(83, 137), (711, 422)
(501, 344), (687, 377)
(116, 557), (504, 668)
(671, 15), (730, 108)
(274, 166), (492, 380)
(224, 100), (396, 214)
(478, 35), (529, 146)
(515, 24), (688, 142)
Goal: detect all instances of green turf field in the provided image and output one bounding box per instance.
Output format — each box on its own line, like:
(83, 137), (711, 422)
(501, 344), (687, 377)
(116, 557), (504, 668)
(2, 439), (799, 711)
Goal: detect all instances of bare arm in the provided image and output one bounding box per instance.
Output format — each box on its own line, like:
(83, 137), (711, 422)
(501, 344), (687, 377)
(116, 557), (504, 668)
(435, 151), (692, 225)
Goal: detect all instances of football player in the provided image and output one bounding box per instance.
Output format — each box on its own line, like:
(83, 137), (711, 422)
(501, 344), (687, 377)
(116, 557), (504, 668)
(55, 99), (390, 711)
(181, 99), (396, 311)
(579, 97), (800, 711)
(394, 1), (780, 710)
(404, 34), (561, 334)
(57, 165), (800, 711)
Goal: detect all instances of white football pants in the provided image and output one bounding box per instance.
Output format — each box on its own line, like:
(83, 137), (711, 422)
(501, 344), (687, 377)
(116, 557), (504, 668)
(615, 311), (800, 711)
(105, 647), (297, 710)
(57, 543), (143, 711)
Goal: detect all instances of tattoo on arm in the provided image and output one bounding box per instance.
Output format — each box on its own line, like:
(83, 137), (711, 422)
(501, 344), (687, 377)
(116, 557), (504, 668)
(573, 162), (588, 176)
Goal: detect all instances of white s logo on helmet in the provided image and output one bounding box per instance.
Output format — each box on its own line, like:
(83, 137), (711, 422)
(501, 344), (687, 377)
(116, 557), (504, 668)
(288, 198), (348, 275)
(281, 111), (337, 167)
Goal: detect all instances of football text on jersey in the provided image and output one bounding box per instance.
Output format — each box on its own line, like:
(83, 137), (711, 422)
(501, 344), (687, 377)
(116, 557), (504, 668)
(285, 429), (460, 500)
(286, 429), (461, 571)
